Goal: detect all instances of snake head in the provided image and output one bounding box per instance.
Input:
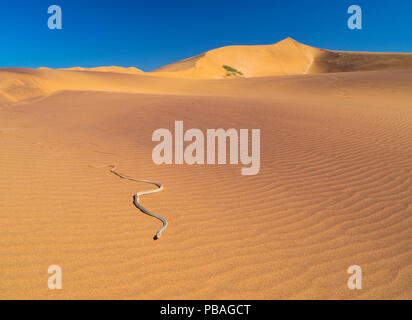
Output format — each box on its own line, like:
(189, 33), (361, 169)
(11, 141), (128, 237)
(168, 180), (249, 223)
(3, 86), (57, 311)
(153, 235), (159, 240)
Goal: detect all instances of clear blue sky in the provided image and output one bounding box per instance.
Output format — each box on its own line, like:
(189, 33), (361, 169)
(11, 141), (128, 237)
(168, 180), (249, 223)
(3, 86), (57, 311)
(1, 0), (411, 71)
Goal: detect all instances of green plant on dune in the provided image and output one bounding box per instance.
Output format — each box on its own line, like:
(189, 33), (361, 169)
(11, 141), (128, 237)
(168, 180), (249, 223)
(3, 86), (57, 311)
(223, 65), (244, 77)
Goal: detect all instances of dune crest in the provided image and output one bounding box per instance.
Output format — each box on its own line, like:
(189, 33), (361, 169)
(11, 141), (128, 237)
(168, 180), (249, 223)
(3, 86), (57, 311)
(151, 37), (412, 79)
(59, 66), (143, 74)
(152, 37), (320, 78)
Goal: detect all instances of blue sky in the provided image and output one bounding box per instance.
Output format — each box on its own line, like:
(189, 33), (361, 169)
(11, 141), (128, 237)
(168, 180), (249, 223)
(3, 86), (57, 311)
(1, 0), (411, 71)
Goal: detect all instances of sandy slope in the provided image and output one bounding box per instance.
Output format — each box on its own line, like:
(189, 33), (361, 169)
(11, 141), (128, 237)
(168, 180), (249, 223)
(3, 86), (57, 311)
(152, 38), (412, 78)
(0, 66), (411, 299)
(152, 38), (322, 78)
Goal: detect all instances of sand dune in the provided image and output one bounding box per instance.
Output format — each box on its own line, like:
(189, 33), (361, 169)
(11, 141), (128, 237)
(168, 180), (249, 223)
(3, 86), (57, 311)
(0, 63), (411, 299)
(152, 38), (321, 78)
(2, 38), (412, 104)
(60, 66), (143, 74)
(152, 37), (412, 79)
(18, 38), (412, 83)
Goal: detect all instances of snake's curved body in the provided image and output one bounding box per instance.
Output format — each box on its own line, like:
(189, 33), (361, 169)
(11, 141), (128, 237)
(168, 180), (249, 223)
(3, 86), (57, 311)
(91, 165), (167, 240)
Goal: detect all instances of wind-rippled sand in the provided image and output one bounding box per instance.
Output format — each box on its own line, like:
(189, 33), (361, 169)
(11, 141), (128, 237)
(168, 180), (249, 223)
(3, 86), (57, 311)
(0, 64), (411, 299)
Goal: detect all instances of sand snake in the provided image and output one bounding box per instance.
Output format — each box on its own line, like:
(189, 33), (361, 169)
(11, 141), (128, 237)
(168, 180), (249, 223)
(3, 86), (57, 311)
(90, 165), (167, 240)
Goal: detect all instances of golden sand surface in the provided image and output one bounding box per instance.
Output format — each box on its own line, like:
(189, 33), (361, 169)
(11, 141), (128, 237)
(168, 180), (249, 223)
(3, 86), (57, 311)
(0, 40), (411, 299)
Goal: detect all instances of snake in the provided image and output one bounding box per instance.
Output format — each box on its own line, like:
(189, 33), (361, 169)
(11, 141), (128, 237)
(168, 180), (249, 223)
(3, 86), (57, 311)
(90, 164), (167, 240)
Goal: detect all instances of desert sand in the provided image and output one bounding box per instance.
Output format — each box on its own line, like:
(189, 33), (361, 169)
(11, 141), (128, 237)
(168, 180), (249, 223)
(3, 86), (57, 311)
(152, 37), (412, 78)
(0, 39), (411, 299)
